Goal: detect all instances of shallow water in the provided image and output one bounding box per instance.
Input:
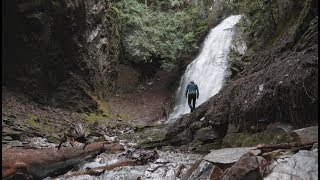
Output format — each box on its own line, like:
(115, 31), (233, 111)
(50, 149), (202, 180)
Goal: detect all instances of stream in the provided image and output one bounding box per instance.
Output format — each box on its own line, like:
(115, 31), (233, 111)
(39, 140), (202, 180)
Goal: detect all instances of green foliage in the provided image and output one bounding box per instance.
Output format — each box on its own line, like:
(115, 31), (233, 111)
(237, 0), (279, 49)
(116, 0), (208, 70)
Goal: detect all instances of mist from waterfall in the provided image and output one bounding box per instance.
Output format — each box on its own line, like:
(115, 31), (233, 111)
(168, 15), (242, 123)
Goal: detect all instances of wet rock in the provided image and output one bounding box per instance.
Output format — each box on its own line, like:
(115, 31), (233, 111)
(222, 152), (262, 180)
(195, 127), (220, 143)
(189, 121), (205, 132)
(222, 128), (290, 148)
(208, 165), (223, 180)
(190, 139), (223, 154)
(265, 122), (294, 132)
(160, 146), (174, 152)
(138, 127), (167, 148)
(182, 160), (202, 180)
(256, 156), (268, 177)
(187, 160), (214, 180)
(203, 147), (261, 164)
(3, 136), (13, 141)
(265, 150), (318, 179)
(27, 137), (57, 149)
(46, 134), (61, 144)
(2, 128), (22, 141)
(311, 142), (318, 151)
(8, 140), (23, 147)
(289, 125), (318, 143)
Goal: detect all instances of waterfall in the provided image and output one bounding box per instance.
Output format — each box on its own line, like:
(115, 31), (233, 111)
(168, 15), (242, 123)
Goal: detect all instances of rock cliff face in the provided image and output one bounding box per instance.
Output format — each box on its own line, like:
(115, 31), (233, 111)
(2, 0), (121, 112)
(164, 0), (318, 146)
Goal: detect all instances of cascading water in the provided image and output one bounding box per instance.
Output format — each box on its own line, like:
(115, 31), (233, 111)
(168, 15), (242, 122)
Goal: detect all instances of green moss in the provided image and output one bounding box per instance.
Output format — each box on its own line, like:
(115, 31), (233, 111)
(190, 139), (223, 154)
(161, 145), (174, 151)
(41, 118), (55, 133)
(222, 128), (291, 148)
(134, 124), (146, 132)
(221, 133), (250, 148)
(272, 9), (300, 43)
(97, 100), (110, 117)
(27, 114), (40, 128)
(107, 122), (117, 129)
(138, 127), (167, 148)
(154, 123), (165, 129)
(79, 113), (106, 124)
(2, 106), (11, 113)
(116, 113), (129, 121)
(47, 135), (60, 143)
(242, 128), (290, 146)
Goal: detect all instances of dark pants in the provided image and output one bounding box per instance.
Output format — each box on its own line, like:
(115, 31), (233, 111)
(187, 93), (197, 112)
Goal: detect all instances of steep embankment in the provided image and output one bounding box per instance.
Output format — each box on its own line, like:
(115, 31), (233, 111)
(2, 0), (120, 112)
(2, 0), (178, 142)
(164, 0), (318, 147)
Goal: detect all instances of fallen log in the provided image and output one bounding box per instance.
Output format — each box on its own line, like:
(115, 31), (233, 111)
(255, 141), (317, 153)
(2, 142), (124, 179)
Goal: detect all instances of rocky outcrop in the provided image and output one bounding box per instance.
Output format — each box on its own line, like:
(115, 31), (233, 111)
(182, 140), (317, 179)
(164, 0), (318, 146)
(2, 0), (121, 112)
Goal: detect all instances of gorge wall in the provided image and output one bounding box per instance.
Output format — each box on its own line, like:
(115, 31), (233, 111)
(2, 0), (121, 112)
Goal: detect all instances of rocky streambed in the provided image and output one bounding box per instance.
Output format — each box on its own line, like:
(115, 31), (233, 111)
(2, 126), (318, 180)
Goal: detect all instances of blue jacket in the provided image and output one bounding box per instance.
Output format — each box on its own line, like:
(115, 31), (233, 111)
(186, 82), (199, 97)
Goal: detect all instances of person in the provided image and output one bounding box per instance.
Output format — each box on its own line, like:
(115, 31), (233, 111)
(185, 80), (199, 112)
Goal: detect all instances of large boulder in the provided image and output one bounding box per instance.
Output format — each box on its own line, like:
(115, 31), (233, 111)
(265, 150), (318, 179)
(222, 152), (262, 180)
(195, 126), (221, 143)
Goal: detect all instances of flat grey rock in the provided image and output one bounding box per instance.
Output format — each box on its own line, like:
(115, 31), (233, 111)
(265, 150), (318, 180)
(203, 147), (261, 164)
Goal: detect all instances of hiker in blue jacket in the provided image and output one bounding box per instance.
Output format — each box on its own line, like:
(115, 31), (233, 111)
(185, 80), (199, 112)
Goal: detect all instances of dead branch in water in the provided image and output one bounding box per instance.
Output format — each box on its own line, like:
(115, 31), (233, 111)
(255, 141), (317, 153)
(64, 150), (160, 178)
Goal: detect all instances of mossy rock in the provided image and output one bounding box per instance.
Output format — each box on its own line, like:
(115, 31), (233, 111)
(160, 145), (175, 152)
(27, 114), (40, 128)
(46, 135), (60, 144)
(2, 128), (22, 141)
(222, 128), (290, 148)
(195, 126), (220, 142)
(190, 139), (223, 154)
(79, 113), (106, 124)
(242, 128), (290, 147)
(222, 132), (250, 148)
(138, 127), (167, 148)
(134, 124), (146, 132)
(2, 106), (11, 113)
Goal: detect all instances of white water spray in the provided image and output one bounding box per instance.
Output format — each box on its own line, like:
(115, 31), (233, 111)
(168, 15), (242, 122)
